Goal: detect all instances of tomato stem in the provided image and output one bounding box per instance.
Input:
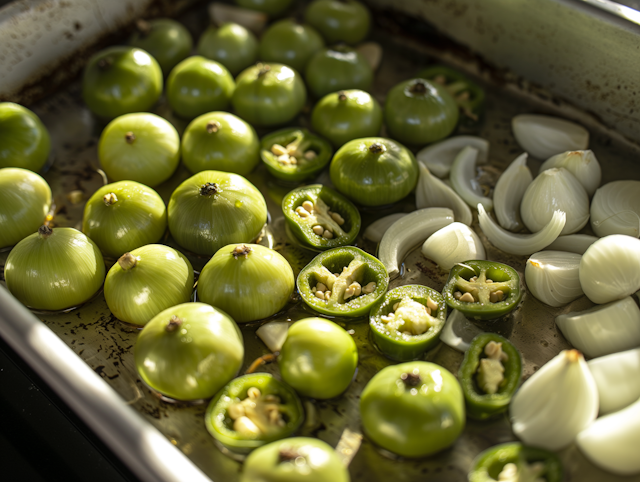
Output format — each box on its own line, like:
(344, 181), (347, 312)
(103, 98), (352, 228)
(246, 353), (278, 374)
(38, 225), (53, 238)
(125, 131), (136, 144)
(103, 192), (118, 206)
(278, 447), (301, 463)
(409, 80), (428, 94)
(232, 244), (252, 259)
(338, 91), (348, 102)
(400, 372), (421, 387)
(200, 182), (218, 196)
(257, 64), (271, 77)
(206, 121), (220, 134)
(166, 315), (183, 332)
(117, 252), (138, 271)
(368, 143), (385, 154)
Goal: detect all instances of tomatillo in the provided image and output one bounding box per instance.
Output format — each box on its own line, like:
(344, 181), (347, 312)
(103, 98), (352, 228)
(304, 0), (371, 45)
(197, 23), (258, 77)
(0, 102), (51, 171)
(305, 46), (373, 99)
(128, 18), (193, 75)
(258, 19), (325, 73)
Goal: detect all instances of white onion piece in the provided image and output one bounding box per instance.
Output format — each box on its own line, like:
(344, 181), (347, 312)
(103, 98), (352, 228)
(355, 42), (383, 71)
(450, 146), (493, 211)
(587, 347), (640, 415)
(590, 180), (640, 238)
(421, 222), (485, 270)
(416, 135), (489, 179)
(509, 349), (598, 451)
(512, 114), (589, 159)
(363, 213), (407, 243)
(256, 321), (290, 352)
(415, 163), (472, 226)
(493, 152), (532, 231)
(378, 207), (454, 279)
(576, 397), (640, 476)
(539, 150), (601, 196)
(580, 235), (640, 304)
(440, 309), (484, 353)
(478, 204), (566, 256)
(525, 251), (583, 307)
(546, 234), (598, 254)
(520, 167), (589, 235)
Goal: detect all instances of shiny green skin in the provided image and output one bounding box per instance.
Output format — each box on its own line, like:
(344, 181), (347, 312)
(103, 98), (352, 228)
(135, 302), (244, 401)
(182, 112), (260, 176)
(304, 0), (371, 45)
(369, 285), (447, 362)
(0, 168), (51, 248)
(82, 181), (167, 258)
(279, 317), (358, 399)
(259, 20), (325, 73)
(233, 63), (307, 127)
(167, 171), (268, 256)
(235, 0), (294, 17)
(360, 361), (465, 458)
(166, 56), (236, 120)
(384, 78), (459, 146)
(0, 103), (50, 171)
(198, 243), (294, 323)
(5, 228), (106, 311)
(82, 46), (162, 120)
(104, 245), (194, 326)
(128, 18), (193, 75)
(98, 113), (180, 187)
(205, 373), (304, 453)
(311, 89), (382, 148)
(305, 47), (373, 99)
(469, 443), (563, 482)
(197, 23), (258, 77)
(329, 137), (419, 207)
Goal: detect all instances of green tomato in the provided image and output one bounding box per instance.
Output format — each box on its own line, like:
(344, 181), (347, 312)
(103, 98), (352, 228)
(384, 78), (459, 146)
(259, 19), (325, 73)
(304, 0), (371, 45)
(305, 46), (373, 99)
(0, 102), (51, 171)
(166, 56), (236, 120)
(198, 244), (294, 323)
(197, 23), (258, 77)
(134, 302), (244, 401)
(232, 63), (307, 127)
(241, 437), (350, 482)
(360, 361), (465, 458)
(311, 89), (382, 148)
(279, 317), (358, 399)
(0, 168), (52, 249)
(82, 46), (163, 120)
(98, 112), (180, 187)
(235, 0), (294, 17)
(181, 111), (260, 176)
(128, 18), (193, 75)
(329, 137), (418, 207)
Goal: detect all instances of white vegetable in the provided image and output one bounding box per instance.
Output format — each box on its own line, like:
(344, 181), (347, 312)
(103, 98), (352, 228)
(539, 150), (601, 197)
(555, 296), (640, 359)
(363, 213), (407, 243)
(415, 163), (472, 226)
(439, 309), (483, 353)
(477, 204), (566, 256)
(525, 251), (583, 307)
(493, 152), (532, 231)
(256, 321), (290, 352)
(450, 146), (493, 211)
(509, 349), (598, 451)
(587, 347), (640, 415)
(590, 180), (640, 238)
(421, 222), (485, 270)
(579, 234), (640, 304)
(512, 114), (589, 159)
(355, 42), (383, 71)
(546, 234), (598, 254)
(416, 135), (489, 179)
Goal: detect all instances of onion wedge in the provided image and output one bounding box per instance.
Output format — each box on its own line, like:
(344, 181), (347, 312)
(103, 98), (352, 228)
(440, 309), (484, 353)
(590, 180), (640, 238)
(415, 163), (472, 225)
(493, 153), (532, 231)
(546, 234), (598, 254)
(587, 347), (640, 415)
(416, 135), (489, 179)
(450, 146), (493, 211)
(539, 150), (601, 196)
(421, 222), (485, 270)
(512, 114), (589, 159)
(363, 213), (407, 243)
(525, 251), (583, 307)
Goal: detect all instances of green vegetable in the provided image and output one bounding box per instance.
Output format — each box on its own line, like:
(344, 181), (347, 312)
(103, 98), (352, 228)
(0, 102), (51, 171)
(304, 0), (371, 45)
(259, 19), (325, 73)
(197, 23), (258, 77)
(235, 0), (294, 17)
(305, 46), (373, 99)
(128, 19), (193, 75)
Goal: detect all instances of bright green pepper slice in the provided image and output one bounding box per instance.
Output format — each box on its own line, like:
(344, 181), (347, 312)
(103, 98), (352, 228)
(459, 333), (522, 420)
(260, 128), (333, 182)
(282, 184), (360, 251)
(468, 442), (563, 482)
(369, 285), (446, 361)
(204, 373), (304, 455)
(297, 246), (389, 318)
(442, 260), (522, 320)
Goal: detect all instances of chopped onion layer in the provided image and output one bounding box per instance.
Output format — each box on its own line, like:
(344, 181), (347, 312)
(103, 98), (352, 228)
(546, 234), (598, 254)
(415, 163), (472, 225)
(493, 152), (532, 231)
(416, 135), (489, 179)
(450, 146), (493, 211)
(512, 114), (589, 159)
(587, 347), (640, 415)
(525, 251), (583, 307)
(590, 180), (640, 238)
(256, 321), (291, 352)
(440, 309), (484, 353)
(539, 150), (601, 196)
(421, 222), (485, 270)
(363, 213), (407, 243)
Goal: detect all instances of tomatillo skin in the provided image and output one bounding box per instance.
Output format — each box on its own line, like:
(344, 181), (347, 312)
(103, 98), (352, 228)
(134, 302), (244, 402)
(297, 246), (388, 318)
(311, 89), (383, 148)
(442, 260), (522, 320)
(369, 285), (447, 362)
(5, 226), (106, 311)
(305, 46), (373, 99)
(235, 0), (294, 17)
(259, 19), (325, 73)
(204, 373), (304, 454)
(98, 113), (180, 187)
(384, 78), (459, 146)
(0, 168), (52, 249)
(167, 171), (268, 256)
(166, 56), (236, 120)
(128, 18), (193, 75)
(198, 244), (294, 323)
(104, 245), (194, 327)
(459, 333), (522, 420)
(304, 0), (371, 45)
(329, 137), (419, 207)
(82, 180), (167, 258)
(0, 102), (51, 171)
(82, 46), (163, 120)
(232, 63), (307, 127)
(360, 361), (465, 458)
(260, 128), (332, 182)
(197, 23), (258, 77)
(279, 317), (358, 399)
(181, 111), (260, 176)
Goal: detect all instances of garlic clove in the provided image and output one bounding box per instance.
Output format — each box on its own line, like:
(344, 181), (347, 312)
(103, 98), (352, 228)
(363, 213), (408, 243)
(421, 222), (485, 270)
(416, 135), (489, 179)
(587, 347), (640, 415)
(546, 234), (598, 254)
(493, 152), (532, 231)
(525, 250), (583, 307)
(415, 163), (472, 225)
(590, 180), (640, 238)
(450, 146), (493, 211)
(256, 321), (291, 352)
(512, 114), (589, 159)
(539, 150), (601, 197)
(440, 309), (484, 353)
